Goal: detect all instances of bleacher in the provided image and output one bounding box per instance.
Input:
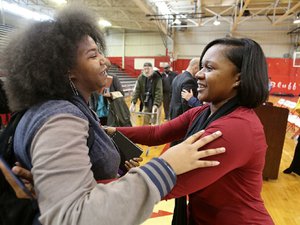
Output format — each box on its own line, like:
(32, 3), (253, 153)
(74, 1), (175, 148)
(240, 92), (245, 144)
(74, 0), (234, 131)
(108, 64), (136, 97)
(0, 25), (15, 54)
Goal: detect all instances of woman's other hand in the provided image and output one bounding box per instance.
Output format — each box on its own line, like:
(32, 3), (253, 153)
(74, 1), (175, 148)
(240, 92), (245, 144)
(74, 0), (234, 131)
(124, 157), (143, 171)
(103, 126), (116, 136)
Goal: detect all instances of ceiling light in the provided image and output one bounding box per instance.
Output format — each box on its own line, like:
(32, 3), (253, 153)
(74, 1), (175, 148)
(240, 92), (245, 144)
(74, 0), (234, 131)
(52, 0), (67, 5)
(213, 17), (220, 26)
(1, 1), (52, 21)
(172, 18), (181, 25)
(98, 20), (112, 27)
(294, 13), (300, 24)
(152, 1), (171, 16)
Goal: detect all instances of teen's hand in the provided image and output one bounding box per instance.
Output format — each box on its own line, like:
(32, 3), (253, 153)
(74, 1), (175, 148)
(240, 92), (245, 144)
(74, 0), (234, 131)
(160, 130), (225, 175)
(103, 126), (116, 136)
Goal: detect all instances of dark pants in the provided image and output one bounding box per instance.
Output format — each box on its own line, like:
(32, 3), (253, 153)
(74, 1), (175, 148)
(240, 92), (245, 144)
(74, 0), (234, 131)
(284, 136), (300, 175)
(99, 117), (107, 126)
(171, 197), (188, 225)
(139, 102), (143, 112)
(163, 92), (171, 120)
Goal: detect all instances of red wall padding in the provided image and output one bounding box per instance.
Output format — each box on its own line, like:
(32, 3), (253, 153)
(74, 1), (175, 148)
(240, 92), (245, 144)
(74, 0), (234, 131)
(108, 57), (300, 96)
(267, 58), (300, 96)
(0, 114), (11, 126)
(109, 56), (170, 77)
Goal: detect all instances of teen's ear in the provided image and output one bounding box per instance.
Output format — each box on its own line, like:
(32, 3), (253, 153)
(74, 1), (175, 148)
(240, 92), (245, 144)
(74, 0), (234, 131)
(68, 70), (76, 80)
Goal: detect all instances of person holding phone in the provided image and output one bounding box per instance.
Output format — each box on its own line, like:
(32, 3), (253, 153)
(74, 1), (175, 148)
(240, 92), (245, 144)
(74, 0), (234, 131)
(1, 5), (225, 225)
(0, 157), (35, 199)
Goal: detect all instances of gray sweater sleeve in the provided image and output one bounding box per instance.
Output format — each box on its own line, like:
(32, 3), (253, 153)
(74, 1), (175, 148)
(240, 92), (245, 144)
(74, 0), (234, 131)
(30, 114), (176, 225)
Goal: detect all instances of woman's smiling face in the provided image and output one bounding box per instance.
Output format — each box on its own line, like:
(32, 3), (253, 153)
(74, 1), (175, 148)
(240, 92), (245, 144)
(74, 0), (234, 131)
(70, 35), (108, 100)
(196, 44), (240, 108)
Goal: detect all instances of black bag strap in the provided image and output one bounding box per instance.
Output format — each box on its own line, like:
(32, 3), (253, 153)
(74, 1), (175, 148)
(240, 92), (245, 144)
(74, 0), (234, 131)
(69, 97), (95, 149)
(0, 111), (26, 165)
(87, 123), (95, 149)
(185, 97), (239, 139)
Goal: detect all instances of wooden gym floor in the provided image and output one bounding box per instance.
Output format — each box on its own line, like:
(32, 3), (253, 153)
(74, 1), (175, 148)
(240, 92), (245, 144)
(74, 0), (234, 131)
(125, 95), (300, 225)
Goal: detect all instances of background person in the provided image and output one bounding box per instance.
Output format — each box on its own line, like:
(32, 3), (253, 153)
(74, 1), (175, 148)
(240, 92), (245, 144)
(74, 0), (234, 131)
(130, 62), (163, 125)
(169, 58), (199, 121)
(161, 64), (177, 120)
(169, 58), (200, 147)
(90, 58), (131, 126)
(283, 134), (300, 176)
(109, 37), (274, 225)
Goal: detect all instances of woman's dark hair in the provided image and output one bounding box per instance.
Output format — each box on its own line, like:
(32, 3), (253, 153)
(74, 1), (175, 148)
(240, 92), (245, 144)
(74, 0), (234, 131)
(2, 5), (106, 111)
(199, 37), (269, 108)
(0, 79), (10, 113)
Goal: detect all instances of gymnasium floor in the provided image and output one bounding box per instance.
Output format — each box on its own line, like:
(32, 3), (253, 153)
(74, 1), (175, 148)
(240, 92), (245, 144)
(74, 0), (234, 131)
(128, 95), (300, 225)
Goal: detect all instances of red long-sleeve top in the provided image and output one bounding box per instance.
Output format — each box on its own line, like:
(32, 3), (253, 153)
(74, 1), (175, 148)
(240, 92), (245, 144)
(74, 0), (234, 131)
(118, 105), (274, 225)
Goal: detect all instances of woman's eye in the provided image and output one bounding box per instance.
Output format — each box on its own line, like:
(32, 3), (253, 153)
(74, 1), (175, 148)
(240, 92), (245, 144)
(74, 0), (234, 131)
(89, 50), (101, 59)
(89, 54), (98, 59)
(205, 65), (213, 72)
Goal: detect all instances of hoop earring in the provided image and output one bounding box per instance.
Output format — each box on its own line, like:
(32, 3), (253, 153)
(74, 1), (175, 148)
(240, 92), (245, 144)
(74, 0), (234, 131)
(69, 77), (79, 96)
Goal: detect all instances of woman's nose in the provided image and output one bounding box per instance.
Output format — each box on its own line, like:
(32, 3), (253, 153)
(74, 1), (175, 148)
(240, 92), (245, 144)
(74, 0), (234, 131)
(195, 70), (203, 79)
(99, 56), (106, 65)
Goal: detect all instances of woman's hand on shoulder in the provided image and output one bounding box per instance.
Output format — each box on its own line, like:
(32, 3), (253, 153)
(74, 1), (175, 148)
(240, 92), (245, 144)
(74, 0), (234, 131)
(159, 130), (225, 175)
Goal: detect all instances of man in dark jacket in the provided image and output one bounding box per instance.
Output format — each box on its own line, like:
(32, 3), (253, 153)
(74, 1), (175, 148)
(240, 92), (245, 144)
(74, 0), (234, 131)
(169, 58), (200, 133)
(161, 64), (177, 120)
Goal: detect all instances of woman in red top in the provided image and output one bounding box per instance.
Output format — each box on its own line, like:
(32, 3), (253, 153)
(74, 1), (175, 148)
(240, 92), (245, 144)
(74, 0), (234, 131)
(114, 38), (274, 225)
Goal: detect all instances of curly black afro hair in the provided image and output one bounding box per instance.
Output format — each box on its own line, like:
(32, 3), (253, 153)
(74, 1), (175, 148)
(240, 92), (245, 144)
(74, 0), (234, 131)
(2, 4), (106, 111)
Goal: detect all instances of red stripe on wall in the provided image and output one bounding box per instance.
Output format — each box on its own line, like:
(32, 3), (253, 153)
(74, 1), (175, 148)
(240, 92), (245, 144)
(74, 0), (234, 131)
(108, 57), (300, 96)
